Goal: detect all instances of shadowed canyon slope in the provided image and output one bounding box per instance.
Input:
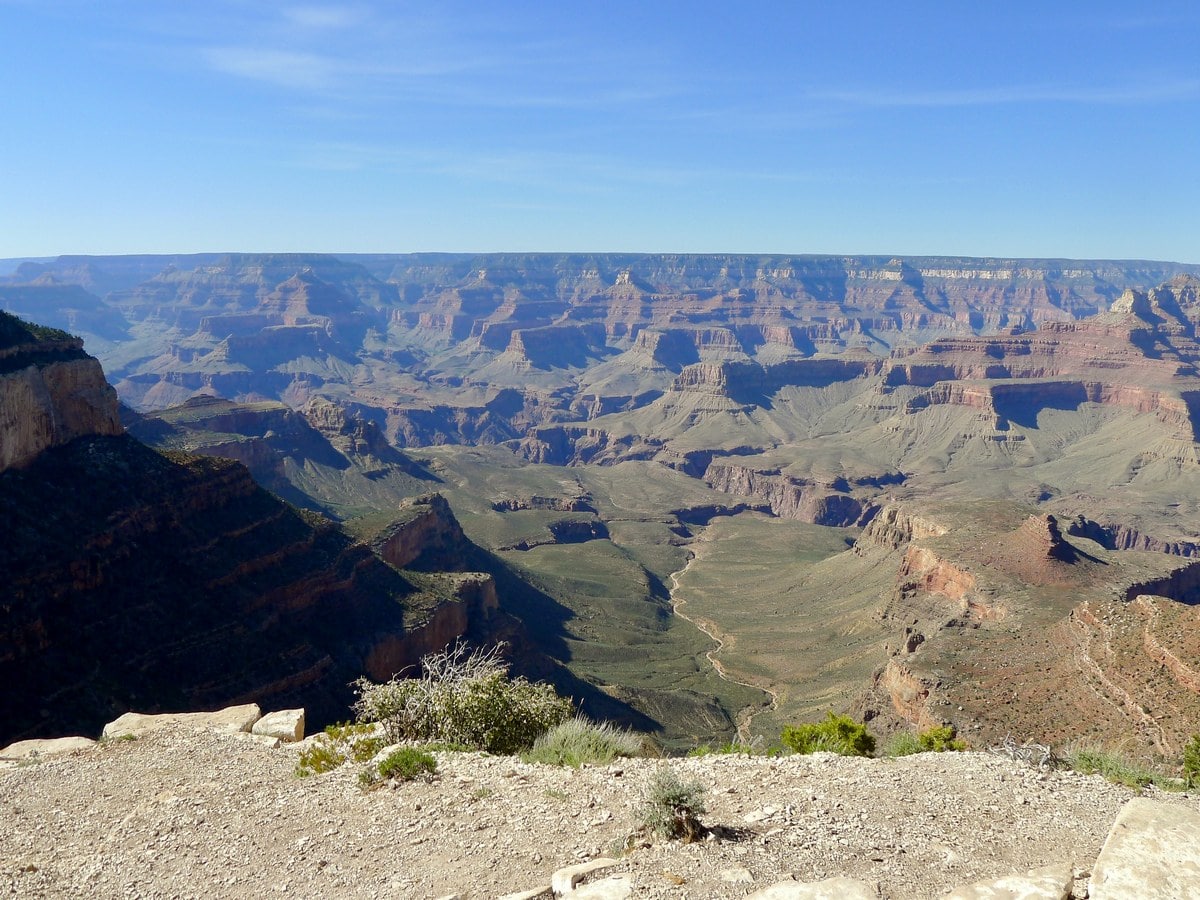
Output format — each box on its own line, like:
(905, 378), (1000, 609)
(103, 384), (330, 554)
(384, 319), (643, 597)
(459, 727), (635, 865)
(4, 254), (1200, 753)
(0, 311), (650, 746)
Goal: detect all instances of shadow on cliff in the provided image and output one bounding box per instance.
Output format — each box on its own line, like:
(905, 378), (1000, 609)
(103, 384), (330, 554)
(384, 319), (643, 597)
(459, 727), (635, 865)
(402, 536), (662, 734)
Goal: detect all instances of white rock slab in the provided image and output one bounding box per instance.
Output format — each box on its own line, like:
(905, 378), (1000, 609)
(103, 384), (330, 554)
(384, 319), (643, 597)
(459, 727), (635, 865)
(942, 863), (1072, 899)
(1090, 797), (1200, 899)
(101, 703), (262, 740)
(747, 876), (879, 899)
(498, 888), (552, 900)
(551, 858), (619, 896)
(570, 876), (631, 899)
(0, 736), (97, 760)
(252, 708), (305, 742)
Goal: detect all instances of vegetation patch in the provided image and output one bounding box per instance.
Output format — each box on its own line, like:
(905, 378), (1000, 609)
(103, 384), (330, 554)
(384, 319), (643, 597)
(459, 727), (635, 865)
(376, 747), (437, 782)
(781, 712), (876, 758)
(296, 722), (386, 777)
(885, 724), (967, 756)
(521, 716), (644, 767)
(1063, 743), (1182, 791)
(1184, 734), (1200, 789)
(637, 766), (707, 842)
(354, 642), (573, 755)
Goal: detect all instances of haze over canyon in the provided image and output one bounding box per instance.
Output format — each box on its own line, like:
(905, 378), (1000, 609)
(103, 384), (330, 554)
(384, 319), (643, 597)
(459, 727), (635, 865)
(3, 252), (1199, 755)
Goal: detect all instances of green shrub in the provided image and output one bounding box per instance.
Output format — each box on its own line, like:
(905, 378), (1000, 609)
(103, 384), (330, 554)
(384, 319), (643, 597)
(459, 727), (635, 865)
(1181, 734), (1200, 789)
(376, 747), (437, 782)
(522, 716), (644, 767)
(781, 712), (875, 758)
(918, 725), (967, 752)
(638, 767), (706, 841)
(296, 723), (387, 777)
(354, 642), (574, 755)
(882, 725), (966, 757)
(296, 737), (347, 777)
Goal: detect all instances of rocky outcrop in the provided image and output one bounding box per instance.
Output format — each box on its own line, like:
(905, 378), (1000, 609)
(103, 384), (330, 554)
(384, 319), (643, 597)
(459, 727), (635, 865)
(0, 433), (472, 744)
(856, 504), (948, 550)
(1066, 515), (1200, 556)
(1089, 798), (1200, 899)
(363, 573), (501, 680)
(102, 704), (264, 741)
(492, 495), (596, 513)
(873, 659), (939, 730)
(371, 494), (471, 570)
(1120, 557), (1200, 603)
(0, 313), (123, 471)
(702, 462), (875, 526)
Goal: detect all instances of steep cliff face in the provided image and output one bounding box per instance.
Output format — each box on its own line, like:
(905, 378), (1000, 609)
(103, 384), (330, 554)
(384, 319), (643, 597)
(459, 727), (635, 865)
(0, 319), (515, 744)
(857, 504), (948, 550)
(0, 313), (123, 471)
(702, 461), (875, 526)
(372, 494), (472, 570)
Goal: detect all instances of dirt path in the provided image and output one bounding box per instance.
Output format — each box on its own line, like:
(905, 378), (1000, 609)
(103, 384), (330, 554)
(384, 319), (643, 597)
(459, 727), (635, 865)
(668, 545), (780, 745)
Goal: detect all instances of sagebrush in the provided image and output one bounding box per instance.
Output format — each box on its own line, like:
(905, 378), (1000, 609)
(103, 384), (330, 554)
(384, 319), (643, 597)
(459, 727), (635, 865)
(638, 766), (707, 841)
(522, 716), (644, 767)
(354, 642), (574, 754)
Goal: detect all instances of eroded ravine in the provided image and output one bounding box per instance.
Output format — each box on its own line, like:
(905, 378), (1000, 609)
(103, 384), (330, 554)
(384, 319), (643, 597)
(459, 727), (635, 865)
(668, 546), (779, 745)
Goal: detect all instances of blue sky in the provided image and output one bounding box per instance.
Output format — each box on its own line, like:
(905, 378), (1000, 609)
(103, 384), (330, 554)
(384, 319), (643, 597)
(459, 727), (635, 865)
(2, 1), (1198, 261)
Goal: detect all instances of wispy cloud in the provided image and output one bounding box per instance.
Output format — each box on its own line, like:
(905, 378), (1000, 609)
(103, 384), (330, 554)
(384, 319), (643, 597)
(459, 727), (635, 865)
(290, 140), (830, 192)
(282, 5), (367, 30)
(814, 79), (1200, 108)
(203, 47), (337, 90)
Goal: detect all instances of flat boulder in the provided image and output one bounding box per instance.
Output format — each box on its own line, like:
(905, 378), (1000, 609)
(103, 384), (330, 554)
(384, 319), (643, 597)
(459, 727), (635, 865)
(101, 704), (262, 741)
(252, 708), (305, 743)
(1089, 797), (1200, 899)
(0, 736), (97, 760)
(746, 877), (878, 899)
(942, 864), (1072, 899)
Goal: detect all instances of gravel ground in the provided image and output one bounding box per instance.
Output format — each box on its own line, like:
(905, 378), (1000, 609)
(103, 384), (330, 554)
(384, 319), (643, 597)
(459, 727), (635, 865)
(0, 729), (1182, 898)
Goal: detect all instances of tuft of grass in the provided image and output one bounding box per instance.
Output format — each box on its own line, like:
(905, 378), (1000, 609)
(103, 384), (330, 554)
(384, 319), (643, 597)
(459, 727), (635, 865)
(781, 712), (875, 758)
(882, 731), (922, 758)
(376, 747), (437, 783)
(637, 766), (707, 842)
(687, 741), (757, 757)
(521, 716), (644, 767)
(1183, 734), (1200, 789)
(1064, 743), (1182, 791)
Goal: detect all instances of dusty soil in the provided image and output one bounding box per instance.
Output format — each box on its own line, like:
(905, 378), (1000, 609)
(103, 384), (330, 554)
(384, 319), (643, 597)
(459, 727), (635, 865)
(0, 729), (1185, 899)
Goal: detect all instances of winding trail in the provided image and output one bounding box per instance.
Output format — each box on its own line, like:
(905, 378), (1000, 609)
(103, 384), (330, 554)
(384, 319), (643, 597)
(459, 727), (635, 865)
(667, 547), (780, 744)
